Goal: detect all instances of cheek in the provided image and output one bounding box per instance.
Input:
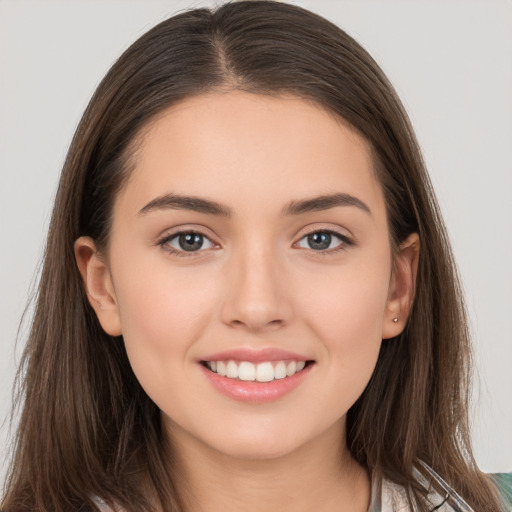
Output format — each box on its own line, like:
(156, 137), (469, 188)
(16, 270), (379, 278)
(110, 256), (219, 386)
(114, 250), (219, 328)
(302, 257), (390, 340)
(298, 256), (391, 391)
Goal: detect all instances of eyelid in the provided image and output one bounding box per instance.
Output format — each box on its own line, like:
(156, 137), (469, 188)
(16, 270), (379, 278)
(293, 226), (355, 252)
(295, 223), (354, 241)
(156, 227), (220, 257)
(154, 224), (355, 257)
(154, 223), (220, 245)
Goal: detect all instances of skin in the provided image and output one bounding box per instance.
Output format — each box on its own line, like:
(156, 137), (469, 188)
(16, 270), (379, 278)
(75, 91), (419, 512)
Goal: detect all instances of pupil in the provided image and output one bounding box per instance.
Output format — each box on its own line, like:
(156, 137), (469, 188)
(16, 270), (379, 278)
(308, 232), (331, 250)
(179, 233), (203, 251)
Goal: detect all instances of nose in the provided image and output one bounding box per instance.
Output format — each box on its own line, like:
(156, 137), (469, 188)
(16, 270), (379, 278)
(220, 243), (291, 333)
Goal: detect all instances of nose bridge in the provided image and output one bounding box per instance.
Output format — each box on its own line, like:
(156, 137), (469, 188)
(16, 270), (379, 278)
(221, 236), (289, 331)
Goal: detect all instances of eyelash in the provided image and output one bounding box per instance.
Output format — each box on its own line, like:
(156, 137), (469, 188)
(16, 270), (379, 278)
(157, 229), (354, 257)
(158, 230), (216, 258)
(295, 229), (354, 254)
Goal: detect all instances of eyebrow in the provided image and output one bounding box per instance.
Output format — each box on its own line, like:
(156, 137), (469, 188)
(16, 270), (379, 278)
(138, 193), (232, 217)
(283, 193), (371, 216)
(138, 192), (371, 217)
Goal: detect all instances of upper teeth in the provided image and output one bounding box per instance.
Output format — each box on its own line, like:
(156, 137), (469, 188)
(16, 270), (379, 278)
(206, 360), (306, 382)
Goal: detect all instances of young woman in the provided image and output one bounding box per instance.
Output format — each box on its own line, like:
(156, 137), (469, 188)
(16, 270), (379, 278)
(2, 1), (511, 511)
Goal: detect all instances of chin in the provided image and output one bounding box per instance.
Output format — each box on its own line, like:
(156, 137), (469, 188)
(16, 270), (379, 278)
(214, 437), (304, 461)
(200, 420), (327, 462)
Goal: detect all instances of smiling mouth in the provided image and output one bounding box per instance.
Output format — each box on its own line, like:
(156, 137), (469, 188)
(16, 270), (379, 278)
(201, 359), (313, 382)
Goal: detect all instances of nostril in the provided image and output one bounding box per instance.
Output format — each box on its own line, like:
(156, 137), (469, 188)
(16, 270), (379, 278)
(227, 317), (286, 332)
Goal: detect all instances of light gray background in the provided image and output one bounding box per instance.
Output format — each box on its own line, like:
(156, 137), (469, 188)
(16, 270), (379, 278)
(1, 0), (511, 485)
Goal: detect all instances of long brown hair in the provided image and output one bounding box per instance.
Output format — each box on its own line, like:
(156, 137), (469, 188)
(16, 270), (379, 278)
(2, 1), (504, 511)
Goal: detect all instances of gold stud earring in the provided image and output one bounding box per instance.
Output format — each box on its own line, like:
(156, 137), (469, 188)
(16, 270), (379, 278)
(392, 317), (398, 323)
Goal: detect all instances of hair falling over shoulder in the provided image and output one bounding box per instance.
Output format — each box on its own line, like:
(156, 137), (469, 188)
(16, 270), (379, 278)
(1, 2), (506, 511)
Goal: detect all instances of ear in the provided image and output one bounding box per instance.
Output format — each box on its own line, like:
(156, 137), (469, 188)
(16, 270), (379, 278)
(382, 233), (420, 339)
(74, 236), (122, 336)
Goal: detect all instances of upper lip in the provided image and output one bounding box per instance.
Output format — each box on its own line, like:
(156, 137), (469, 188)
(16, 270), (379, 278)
(200, 347), (312, 364)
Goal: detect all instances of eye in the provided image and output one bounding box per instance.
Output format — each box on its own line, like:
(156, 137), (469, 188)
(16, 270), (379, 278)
(296, 230), (351, 251)
(161, 231), (215, 254)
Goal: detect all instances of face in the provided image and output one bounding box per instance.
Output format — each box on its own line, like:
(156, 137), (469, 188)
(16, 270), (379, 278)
(76, 91), (416, 462)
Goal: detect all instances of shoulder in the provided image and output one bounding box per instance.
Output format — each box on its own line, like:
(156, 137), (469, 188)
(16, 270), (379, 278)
(377, 466), (512, 511)
(377, 465), (470, 511)
(492, 473), (512, 509)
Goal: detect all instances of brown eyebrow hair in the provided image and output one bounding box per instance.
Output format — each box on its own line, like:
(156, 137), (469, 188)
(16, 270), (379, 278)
(283, 193), (371, 216)
(138, 193), (233, 217)
(138, 192), (371, 217)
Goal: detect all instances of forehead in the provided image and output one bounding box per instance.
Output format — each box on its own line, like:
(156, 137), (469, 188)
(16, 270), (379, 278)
(116, 91), (385, 219)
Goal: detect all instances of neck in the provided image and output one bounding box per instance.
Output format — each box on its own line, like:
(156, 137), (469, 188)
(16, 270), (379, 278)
(166, 421), (370, 512)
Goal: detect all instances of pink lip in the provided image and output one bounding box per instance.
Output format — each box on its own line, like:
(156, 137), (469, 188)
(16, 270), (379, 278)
(199, 361), (314, 404)
(200, 347), (310, 364)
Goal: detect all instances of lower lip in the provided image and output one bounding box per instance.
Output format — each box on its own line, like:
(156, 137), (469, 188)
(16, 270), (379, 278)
(200, 363), (313, 404)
